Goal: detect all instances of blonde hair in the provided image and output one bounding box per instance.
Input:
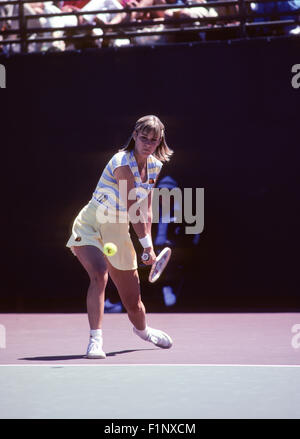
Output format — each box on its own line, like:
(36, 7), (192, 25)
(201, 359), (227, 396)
(120, 115), (173, 163)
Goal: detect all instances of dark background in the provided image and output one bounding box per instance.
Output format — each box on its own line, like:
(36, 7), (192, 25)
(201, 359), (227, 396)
(1, 37), (299, 312)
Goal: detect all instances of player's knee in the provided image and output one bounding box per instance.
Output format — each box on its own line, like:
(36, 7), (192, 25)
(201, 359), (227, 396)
(89, 267), (108, 286)
(126, 299), (144, 316)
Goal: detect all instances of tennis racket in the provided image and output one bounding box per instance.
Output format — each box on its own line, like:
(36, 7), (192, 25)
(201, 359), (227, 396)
(142, 247), (172, 283)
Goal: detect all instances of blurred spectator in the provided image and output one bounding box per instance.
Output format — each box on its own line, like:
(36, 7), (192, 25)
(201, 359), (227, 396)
(0, 0), (13, 29)
(104, 298), (123, 312)
(250, 1), (300, 36)
(163, 0), (218, 43)
(81, 0), (168, 46)
(80, 0), (131, 46)
(0, 1), (105, 52)
(81, 0), (126, 25)
(131, 0), (218, 45)
(131, 0), (170, 45)
(124, 0), (162, 20)
(63, 0), (90, 7)
(212, 0), (238, 19)
(59, 0), (105, 49)
(152, 175), (201, 308)
(205, 0), (240, 40)
(2, 0), (300, 52)
(164, 0), (217, 22)
(0, 0), (18, 53)
(0, 1), (9, 53)
(3, 1), (80, 52)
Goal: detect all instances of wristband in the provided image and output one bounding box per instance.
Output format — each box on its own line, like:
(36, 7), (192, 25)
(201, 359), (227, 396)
(139, 234), (152, 249)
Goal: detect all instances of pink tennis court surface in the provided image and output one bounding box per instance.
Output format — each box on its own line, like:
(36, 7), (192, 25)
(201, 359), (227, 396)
(1, 313), (299, 365)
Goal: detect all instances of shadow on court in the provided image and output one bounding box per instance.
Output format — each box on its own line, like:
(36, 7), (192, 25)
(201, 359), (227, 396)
(1, 313), (298, 365)
(19, 349), (156, 362)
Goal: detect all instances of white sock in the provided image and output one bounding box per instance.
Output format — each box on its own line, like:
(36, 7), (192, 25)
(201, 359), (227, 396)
(90, 329), (103, 340)
(134, 326), (150, 340)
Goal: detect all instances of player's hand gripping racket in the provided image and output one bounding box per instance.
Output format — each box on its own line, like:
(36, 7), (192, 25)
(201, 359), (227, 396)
(141, 247), (172, 283)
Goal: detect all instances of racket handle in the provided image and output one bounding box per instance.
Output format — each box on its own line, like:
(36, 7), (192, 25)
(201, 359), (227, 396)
(142, 253), (150, 261)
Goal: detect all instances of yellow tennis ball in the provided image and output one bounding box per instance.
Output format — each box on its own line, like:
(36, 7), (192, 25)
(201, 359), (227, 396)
(103, 242), (117, 257)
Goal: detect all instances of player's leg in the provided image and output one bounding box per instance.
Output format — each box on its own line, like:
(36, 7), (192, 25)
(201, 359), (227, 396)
(73, 245), (108, 358)
(74, 245), (108, 329)
(105, 260), (146, 330)
(106, 260), (173, 349)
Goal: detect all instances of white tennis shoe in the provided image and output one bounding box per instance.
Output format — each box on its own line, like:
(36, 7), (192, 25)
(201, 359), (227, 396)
(86, 337), (106, 359)
(133, 326), (173, 349)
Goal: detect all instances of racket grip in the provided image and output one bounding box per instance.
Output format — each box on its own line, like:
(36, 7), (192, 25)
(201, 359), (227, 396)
(142, 253), (150, 261)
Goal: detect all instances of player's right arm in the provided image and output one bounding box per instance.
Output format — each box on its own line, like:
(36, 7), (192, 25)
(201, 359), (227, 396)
(114, 165), (156, 265)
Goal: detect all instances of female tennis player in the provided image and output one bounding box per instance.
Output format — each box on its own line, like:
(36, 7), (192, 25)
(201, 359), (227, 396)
(66, 115), (174, 358)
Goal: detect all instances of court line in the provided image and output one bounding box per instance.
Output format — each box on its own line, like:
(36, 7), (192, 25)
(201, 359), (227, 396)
(0, 364), (299, 368)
